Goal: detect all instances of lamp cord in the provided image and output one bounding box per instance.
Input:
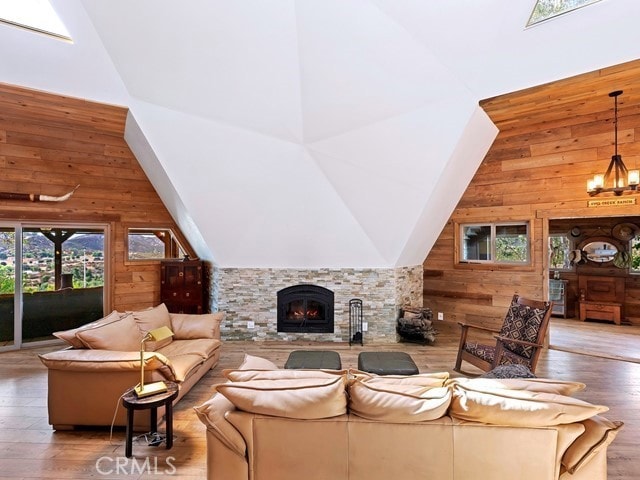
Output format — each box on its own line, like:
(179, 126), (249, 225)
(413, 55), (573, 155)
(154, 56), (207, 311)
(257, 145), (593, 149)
(109, 390), (127, 446)
(108, 388), (174, 449)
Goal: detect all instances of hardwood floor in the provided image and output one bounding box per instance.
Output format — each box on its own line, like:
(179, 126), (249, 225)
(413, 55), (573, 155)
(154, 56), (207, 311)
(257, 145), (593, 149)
(549, 316), (640, 363)
(0, 321), (638, 479)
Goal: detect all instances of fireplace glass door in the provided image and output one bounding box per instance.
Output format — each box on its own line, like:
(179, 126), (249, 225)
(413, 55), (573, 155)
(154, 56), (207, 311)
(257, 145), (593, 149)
(277, 284), (334, 333)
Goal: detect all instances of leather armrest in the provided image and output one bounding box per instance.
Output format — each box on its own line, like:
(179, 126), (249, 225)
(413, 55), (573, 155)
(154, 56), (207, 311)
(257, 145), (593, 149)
(562, 416), (624, 474)
(194, 393), (246, 457)
(39, 349), (176, 378)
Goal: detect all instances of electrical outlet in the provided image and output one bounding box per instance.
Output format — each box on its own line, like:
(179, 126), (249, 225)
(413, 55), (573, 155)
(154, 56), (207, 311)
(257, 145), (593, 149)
(437, 312), (444, 320)
(247, 321), (255, 329)
(362, 322), (368, 332)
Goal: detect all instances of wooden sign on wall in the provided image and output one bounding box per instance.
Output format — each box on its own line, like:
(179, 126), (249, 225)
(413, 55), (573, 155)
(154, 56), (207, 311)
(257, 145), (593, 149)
(587, 197), (637, 208)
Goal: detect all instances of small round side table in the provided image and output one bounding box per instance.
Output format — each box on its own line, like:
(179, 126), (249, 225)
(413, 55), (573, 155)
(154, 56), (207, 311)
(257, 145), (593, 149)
(121, 381), (179, 458)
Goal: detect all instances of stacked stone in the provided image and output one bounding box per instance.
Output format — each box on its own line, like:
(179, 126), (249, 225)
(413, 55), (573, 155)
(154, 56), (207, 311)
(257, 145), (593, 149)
(213, 265), (424, 343)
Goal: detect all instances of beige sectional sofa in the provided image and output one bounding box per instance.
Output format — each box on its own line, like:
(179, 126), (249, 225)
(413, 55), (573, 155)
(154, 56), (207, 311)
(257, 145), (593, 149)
(39, 303), (223, 430)
(195, 355), (622, 480)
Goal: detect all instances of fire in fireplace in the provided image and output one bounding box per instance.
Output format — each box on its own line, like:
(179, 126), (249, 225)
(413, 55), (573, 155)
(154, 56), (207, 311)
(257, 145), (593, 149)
(277, 284), (334, 333)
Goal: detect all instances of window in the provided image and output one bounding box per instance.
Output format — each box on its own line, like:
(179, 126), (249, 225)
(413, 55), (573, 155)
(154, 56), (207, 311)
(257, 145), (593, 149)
(0, 0), (71, 41)
(631, 237), (640, 274)
(1, 223), (107, 350)
(459, 222), (530, 265)
(527, 0), (602, 27)
(0, 228), (15, 295)
(549, 233), (572, 270)
(127, 228), (186, 261)
(22, 228), (105, 291)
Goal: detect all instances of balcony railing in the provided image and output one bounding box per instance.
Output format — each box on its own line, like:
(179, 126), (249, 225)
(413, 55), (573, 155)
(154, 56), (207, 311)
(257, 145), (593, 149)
(0, 287), (103, 342)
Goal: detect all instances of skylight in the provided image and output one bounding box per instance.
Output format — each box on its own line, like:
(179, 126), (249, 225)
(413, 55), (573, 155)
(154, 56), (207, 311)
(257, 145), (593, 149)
(527, 0), (602, 27)
(0, 0), (71, 41)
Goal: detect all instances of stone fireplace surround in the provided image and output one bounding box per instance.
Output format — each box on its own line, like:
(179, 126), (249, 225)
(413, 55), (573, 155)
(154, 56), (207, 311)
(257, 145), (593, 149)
(213, 265), (423, 343)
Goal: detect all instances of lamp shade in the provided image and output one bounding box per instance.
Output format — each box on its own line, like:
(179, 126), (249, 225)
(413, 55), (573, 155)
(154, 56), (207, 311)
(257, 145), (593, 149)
(146, 325), (174, 342)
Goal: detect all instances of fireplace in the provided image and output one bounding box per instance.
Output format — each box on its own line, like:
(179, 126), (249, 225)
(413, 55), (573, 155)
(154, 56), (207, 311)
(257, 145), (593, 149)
(277, 284), (334, 333)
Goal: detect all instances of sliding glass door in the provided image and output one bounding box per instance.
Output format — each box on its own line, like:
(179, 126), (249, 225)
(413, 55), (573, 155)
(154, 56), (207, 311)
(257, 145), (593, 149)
(0, 222), (108, 350)
(0, 226), (16, 348)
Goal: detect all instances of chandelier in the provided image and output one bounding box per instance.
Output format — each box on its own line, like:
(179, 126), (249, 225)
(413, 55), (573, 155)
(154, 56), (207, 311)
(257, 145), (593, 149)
(587, 90), (639, 196)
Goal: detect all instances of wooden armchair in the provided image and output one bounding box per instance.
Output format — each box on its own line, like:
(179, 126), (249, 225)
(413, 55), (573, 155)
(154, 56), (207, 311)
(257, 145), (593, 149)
(454, 295), (553, 375)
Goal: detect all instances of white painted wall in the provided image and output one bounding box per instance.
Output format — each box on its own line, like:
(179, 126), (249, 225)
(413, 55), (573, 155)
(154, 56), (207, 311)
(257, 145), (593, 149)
(124, 112), (213, 262)
(0, 0), (128, 106)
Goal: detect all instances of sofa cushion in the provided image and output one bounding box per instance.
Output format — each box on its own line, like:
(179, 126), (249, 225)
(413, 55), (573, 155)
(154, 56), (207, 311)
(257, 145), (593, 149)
(168, 353), (210, 382)
(348, 379), (451, 422)
(237, 354), (279, 370)
(216, 377), (347, 419)
(353, 370), (449, 388)
(132, 303), (173, 350)
(449, 377), (585, 396)
(75, 314), (144, 351)
(170, 312), (224, 340)
(449, 382), (608, 426)
(223, 368), (346, 382)
(499, 298), (546, 358)
(480, 364), (536, 378)
(53, 310), (123, 348)
(158, 338), (221, 360)
(561, 415), (624, 474)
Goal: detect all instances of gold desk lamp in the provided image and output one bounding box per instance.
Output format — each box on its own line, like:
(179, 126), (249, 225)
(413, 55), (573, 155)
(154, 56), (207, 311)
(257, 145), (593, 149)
(135, 326), (174, 398)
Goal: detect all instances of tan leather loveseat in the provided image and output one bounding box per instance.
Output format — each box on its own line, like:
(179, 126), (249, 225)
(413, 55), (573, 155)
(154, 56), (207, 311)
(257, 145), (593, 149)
(195, 355), (622, 480)
(40, 303), (223, 430)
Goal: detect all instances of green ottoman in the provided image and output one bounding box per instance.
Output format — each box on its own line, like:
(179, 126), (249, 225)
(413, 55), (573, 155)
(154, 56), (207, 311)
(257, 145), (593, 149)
(284, 350), (342, 370)
(357, 351), (418, 375)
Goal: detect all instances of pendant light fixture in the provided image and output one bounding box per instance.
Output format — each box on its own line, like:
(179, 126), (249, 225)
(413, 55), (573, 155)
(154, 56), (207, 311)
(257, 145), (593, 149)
(587, 90), (640, 196)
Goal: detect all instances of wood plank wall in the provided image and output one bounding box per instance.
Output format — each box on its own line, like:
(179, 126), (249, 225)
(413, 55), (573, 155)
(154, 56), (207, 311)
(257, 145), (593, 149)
(423, 59), (640, 330)
(0, 82), (193, 312)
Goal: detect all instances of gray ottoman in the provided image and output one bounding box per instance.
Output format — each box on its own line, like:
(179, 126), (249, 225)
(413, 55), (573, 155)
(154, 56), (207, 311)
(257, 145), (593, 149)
(358, 351), (418, 375)
(285, 350), (342, 370)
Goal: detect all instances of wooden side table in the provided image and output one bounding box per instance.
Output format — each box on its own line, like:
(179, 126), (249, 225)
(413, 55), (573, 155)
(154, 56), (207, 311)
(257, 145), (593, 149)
(121, 381), (179, 458)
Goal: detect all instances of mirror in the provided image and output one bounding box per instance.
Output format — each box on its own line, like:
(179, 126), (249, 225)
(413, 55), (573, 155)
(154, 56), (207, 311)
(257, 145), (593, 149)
(582, 240), (618, 263)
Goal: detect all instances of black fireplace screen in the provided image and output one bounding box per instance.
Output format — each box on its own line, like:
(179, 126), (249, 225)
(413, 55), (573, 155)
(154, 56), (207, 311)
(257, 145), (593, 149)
(277, 284), (334, 333)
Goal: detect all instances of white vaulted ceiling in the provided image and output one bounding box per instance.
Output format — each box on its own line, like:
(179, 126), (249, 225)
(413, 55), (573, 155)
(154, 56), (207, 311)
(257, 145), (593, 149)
(2, 0), (640, 268)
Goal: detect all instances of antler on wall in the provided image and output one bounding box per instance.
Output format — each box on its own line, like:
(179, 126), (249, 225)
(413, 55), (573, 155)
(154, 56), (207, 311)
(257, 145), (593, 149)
(0, 185), (80, 202)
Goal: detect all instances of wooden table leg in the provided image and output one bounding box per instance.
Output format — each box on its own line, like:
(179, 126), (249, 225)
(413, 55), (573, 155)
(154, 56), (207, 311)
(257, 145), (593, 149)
(165, 399), (173, 449)
(125, 406), (134, 458)
(150, 407), (157, 435)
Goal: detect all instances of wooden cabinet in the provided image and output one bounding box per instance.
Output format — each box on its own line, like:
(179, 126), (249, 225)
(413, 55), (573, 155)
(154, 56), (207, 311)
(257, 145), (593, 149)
(160, 260), (208, 314)
(577, 275), (625, 325)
